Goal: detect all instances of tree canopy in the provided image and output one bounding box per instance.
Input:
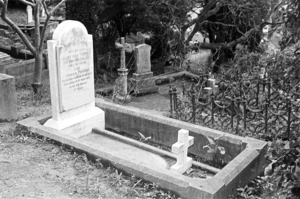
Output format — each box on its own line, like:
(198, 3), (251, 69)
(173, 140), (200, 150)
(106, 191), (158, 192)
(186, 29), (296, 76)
(65, 0), (300, 71)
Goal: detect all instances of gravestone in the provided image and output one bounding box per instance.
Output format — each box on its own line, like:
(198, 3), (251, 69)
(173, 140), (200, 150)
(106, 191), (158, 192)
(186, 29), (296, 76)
(44, 20), (105, 138)
(170, 129), (194, 174)
(26, 6), (33, 24)
(130, 44), (158, 95)
(0, 74), (18, 121)
(41, 7), (46, 18)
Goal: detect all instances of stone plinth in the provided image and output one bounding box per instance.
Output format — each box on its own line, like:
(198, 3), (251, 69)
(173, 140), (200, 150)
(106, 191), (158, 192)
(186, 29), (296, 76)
(131, 72), (158, 94)
(0, 74), (18, 121)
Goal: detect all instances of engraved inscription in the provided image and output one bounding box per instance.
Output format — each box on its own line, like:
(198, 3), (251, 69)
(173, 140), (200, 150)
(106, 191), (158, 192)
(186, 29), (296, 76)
(61, 47), (91, 92)
(57, 37), (94, 111)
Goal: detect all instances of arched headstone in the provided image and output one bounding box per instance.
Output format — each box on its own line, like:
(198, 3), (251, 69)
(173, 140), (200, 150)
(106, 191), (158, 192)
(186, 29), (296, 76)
(44, 20), (105, 138)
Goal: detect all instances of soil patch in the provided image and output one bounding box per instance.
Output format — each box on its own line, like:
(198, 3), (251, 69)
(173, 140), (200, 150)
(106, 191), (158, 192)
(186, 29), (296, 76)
(0, 81), (181, 199)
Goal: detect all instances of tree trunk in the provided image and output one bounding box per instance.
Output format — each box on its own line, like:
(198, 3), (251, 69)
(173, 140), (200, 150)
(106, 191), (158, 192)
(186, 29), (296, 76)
(32, 1), (43, 94)
(32, 50), (43, 93)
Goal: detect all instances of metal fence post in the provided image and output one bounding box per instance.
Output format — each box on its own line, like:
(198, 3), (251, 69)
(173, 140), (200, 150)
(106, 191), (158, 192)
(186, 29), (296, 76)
(211, 93), (215, 126)
(236, 97), (241, 134)
(169, 85), (173, 118)
(191, 87), (196, 124)
(287, 98), (292, 138)
(231, 98), (234, 130)
(264, 98), (269, 135)
(173, 87), (178, 118)
(182, 82), (186, 96)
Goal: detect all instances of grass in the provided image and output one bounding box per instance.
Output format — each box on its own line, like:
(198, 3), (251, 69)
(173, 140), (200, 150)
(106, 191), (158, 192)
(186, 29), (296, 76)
(3, 83), (182, 199)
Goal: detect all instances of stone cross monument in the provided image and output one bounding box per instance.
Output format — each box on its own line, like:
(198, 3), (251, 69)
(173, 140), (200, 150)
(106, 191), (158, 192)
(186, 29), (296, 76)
(115, 37), (130, 102)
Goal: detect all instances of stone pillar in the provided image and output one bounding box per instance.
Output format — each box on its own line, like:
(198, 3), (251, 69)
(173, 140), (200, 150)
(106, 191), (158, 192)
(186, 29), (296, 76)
(0, 74), (18, 121)
(26, 6), (33, 24)
(115, 37), (130, 102)
(118, 37), (128, 95)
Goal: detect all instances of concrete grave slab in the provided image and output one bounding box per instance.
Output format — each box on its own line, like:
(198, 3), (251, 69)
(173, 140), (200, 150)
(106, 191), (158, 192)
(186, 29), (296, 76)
(18, 99), (267, 199)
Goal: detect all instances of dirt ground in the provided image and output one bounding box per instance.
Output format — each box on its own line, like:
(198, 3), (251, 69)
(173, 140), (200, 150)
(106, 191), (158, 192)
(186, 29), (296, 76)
(0, 85), (126, 199)
(0, 84), (177, 199)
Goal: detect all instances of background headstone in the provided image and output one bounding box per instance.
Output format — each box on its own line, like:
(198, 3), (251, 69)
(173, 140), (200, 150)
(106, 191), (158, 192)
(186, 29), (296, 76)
(130, 44), (158, 95)
(26, 6), (33, 24)
(135, 44), (151, 74)
(0, 74), (18, 121)
(44, 20), (105, 138)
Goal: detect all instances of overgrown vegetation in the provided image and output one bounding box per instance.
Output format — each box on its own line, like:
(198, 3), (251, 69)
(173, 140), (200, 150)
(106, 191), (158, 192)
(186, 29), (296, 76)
(171, 38), (300, 199)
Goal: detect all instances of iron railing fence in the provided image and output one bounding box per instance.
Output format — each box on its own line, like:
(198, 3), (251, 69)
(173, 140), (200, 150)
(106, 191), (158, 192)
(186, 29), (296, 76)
(169, 73), (300, 140)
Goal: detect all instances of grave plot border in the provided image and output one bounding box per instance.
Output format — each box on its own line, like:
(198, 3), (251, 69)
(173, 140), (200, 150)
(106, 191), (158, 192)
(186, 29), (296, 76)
(17, 99), (267, 199)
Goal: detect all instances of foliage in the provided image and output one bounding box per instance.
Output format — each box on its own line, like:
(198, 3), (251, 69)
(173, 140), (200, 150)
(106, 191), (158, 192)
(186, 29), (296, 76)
(236, 144), (300, 199)
(66, 0), (147, 37)
(281, 0), (300, 49)
(65, 0), (279, 72)
(224, 40), (300, 87)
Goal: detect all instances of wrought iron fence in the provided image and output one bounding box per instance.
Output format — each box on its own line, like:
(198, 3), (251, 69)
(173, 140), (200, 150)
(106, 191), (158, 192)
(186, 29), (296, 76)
(169, 73), (300, 140)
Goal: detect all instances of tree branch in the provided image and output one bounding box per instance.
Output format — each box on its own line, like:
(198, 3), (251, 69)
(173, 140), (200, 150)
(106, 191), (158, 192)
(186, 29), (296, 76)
(187, 23), (261, 51)
(183, 0), (223, 44)
(182, 0), (221, 31)
(1, 0), (35, 54)
(18, 0), (35, 7)
(39, 0), (66, 50)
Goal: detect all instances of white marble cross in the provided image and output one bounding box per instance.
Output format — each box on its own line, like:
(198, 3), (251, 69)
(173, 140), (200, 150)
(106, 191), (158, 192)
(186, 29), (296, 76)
(170, 129), (194, 174)
(205, 78), (218, 94)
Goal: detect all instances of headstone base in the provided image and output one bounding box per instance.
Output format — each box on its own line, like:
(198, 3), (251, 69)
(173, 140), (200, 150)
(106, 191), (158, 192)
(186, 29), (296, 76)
(0, 74), (18, 121)
(44, 107), (105, 138)
(170, 157), (193, 174)
(131, 72), (158, 95)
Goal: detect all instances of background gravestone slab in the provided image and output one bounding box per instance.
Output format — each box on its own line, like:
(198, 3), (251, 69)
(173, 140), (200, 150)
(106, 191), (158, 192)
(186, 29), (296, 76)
(135, 44), (151, 74)
(0, 74), (18, 121)
(131, 44), (158, 95)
